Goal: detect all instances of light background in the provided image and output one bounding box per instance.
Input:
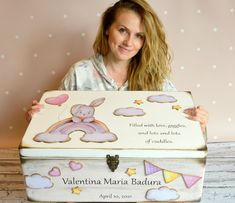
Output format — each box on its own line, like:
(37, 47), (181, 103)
(0, 0), (234, 147)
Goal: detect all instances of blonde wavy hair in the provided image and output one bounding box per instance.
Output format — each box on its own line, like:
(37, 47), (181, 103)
(93, 0), (172, 90)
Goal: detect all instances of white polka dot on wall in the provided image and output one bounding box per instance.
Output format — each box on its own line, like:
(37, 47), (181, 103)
(212, 65), (217, 69)
(96, 12), (101, 17)
(196, 9), (201, 14)
(228, 82), (233, 87)
(37, 90), (41, 94)
(212, 100), (216, 105)
(29, 15), (34, 20)
(15, 35), (19, 39)
(180, 29), (185, 33)
(9, 126), (13, 130)
(63, 14), (68, 19)
(228, 117), (232, 122)
(230, 8), (234, 13)
(196, 47), (201, 52)
(5, 91), (9, 95)
(33, 53), (38, 58)
(1, 54), (5, 59)
(66, 52), (71, 56)
(48, 34), (53, 38)
(81, 32), (86, 37)
(163, 10), (168, 15)
(180, 66), (185, 70)
(196, 83), (201, 88)
(213, 136), (217, 140)
(22, 107), (27, 112)
(19, 72), (24, 76)
(229, 46), (233, 51)
(51, 70), (56, 75)
(213, 27), (218, 32)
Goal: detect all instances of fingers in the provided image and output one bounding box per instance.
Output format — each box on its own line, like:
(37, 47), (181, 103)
(184, 106), (209, 134)
(184, 106), (208, 121)
(25, 100), (44, 122)
(32, 100), (44, 109)
(185, 106), (208, 123)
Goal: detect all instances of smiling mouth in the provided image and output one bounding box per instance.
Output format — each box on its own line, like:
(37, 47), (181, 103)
(119, 46), (131, 53)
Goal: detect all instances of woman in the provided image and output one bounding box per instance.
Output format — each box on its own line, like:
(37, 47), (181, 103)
(26, 0), (208, 133)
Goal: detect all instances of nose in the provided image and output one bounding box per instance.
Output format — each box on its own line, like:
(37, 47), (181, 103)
(123, 34), (133, 46)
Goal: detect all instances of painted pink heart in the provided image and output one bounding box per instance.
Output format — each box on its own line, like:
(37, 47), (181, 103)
(45, 94), (69, 106)
(48, 167), (61, 177)
(69, 161), (83, 171)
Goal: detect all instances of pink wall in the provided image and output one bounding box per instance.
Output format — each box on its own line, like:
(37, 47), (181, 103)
(0, 0), (235, 147)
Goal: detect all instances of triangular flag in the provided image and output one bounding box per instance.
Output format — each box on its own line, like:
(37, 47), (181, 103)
(144, 160), (162, 176)
(182, 175), (202, 188)
(163, 170), (181, 183)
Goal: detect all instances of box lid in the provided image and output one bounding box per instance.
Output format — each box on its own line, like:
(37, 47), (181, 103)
(20, 91), (207, 158)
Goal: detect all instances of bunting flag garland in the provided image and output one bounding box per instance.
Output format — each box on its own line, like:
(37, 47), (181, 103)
(163, 170), (181, 183)
(182, 175), (202, 189)
(144, 160), (162, 176)
(144, 160), (202, 189)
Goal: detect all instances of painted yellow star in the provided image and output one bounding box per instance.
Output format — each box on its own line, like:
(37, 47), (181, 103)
(126, 168), (136, 176)
(134, 100), (144, 105)
(72, 186), (82, 195)
(172, 105), (182, 111)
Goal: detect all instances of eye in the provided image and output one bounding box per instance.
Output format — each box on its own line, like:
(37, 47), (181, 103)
(136, 33), (144, 40)
(119, 27), (128, 34)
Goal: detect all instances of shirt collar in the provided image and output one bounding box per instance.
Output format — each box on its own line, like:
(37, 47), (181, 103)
(91, 54), (128, 90)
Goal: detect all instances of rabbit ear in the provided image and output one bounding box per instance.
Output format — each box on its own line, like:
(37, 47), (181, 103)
(71, 104), (82, 115)
(90, 97), (105, 107)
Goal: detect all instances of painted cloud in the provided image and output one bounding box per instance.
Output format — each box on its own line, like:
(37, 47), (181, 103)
(25, 174), (53, 189)
(147, 94), (177, 103)
(81, 132), (118, 143)
(146, 186), (180, 201)
(33, 132), (71, 143)
(113, 107), (145, 117)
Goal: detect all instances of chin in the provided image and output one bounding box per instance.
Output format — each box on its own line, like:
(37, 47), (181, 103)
(116, 53), (133, 61)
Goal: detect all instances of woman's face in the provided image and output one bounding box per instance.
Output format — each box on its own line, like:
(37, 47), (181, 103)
(106, 9), (145, 62)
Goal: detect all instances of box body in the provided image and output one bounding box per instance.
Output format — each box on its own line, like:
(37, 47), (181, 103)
(20, 91), (207, 202)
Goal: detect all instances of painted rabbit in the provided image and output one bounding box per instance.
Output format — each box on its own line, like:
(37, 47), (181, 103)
(71, 97), (105, 123)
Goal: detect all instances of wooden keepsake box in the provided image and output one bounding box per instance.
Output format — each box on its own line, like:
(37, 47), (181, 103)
(20, 91), (207, 202)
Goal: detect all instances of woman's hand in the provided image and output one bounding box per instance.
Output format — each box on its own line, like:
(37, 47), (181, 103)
(25, 100), (44, 122)
(184, 106), (209, 134)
